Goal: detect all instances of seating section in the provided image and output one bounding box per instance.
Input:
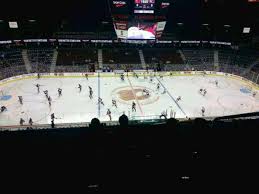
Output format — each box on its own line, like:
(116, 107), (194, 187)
(102, 63), (143, 71)
(103, 48), (140, 64)
(218, 49), (236, 68)
(143, 48), (184, 64)
(57, 49), (97, 66)
(0, 50), (27, 79)
(235, 50), (258, 68)
(0, 48), (258, 83)
(54, 64), (96, 73)
(27, 49), (54, 73)
(182, 49), (214, 67)
(56, 49), (97, 72)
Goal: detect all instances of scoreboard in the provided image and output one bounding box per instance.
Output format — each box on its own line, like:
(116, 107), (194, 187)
(135, 0), (155, 9)
(110, 0), (172, 40)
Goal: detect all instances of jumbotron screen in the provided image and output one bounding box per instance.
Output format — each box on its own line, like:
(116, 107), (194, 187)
(127, 22), (157, 39)
(114, 21), (166, 40)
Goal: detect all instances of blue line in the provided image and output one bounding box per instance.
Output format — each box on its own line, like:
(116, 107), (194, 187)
(155, 76), (187, 116)
(98, 73), (101, 118)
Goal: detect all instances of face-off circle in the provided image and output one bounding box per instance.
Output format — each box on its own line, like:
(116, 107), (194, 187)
(111, 86), (159, 105)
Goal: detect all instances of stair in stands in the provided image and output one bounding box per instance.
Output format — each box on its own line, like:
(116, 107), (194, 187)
(214, 50), (219, 71)
(50, 49), (58, 73)
(22, 49), (32, 73)
(178, 50), (191, 70)
(241, 58), (259, 78)
(98, 49), (103, 69)
(138, 49), (146, 69)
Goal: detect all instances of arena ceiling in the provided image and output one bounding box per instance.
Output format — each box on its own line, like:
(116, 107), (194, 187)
(0, 0), (258, 43)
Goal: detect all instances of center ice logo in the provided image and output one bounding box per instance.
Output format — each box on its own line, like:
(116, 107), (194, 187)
(111, 86), (159, 105)
(118, 89), (150, 101)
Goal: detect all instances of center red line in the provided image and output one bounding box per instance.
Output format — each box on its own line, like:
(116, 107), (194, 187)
(127, 76), (144, 116)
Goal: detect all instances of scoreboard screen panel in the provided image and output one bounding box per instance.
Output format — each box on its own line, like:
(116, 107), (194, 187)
(127, 21), (157, 40)
(135, 0), (155, 9)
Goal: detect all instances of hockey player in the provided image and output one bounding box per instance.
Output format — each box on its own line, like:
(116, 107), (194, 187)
(120, 73), (125, 81)
(150, 77), (153, 83)
(107, 109), (112, 121)
(37, 73), (40, 79)
(133, 72), (138, 78)
(112, 99), (117, 108)
(98, 97), (104, 106)
(51, 113), (57, 123)
(162, 88), (166, 94)
(1, 106), (7, 112)
(29, 118), (33, 126)
(201, 107), (205, 117)
(78, 84), (82, 92)
(43, 90), (48, 98)
(48, 96), (52, 107)
(89, 89), (93, 99)
(50, 113), (56, 128)
(157, 83), (160, 90)
(170, 108), (176, 118)
(203, 89), (207, 96)
(58, 88), (62, 97)
(176, 96), (182, 102)
(88, 86), (93, 99)
(199, 88), (203, 94)
(35, 84), (41, 93)
(143, 89), (150, 96)
(85, 73), (88, 80)
(132, 101), (136, 112)
(215, 80), (218, 87)
(252, 91), (257, 98)
(18, 96), (23, 105)
(20, 118), (25, 126)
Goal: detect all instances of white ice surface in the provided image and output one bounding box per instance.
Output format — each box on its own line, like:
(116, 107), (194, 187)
(0, 74), (258, 126)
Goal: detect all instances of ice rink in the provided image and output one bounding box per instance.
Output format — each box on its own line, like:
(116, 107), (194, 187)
(0, 73), (259, 126)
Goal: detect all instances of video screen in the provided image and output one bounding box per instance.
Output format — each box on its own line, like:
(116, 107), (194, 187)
(127, 22), (157, 39)
(135, 0), (155, 9)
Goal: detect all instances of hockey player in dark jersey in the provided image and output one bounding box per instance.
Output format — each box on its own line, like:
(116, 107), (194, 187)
(112, 99), (117, 108)
(18, 96), (23, 105)
(58, 88), (62, 97)
(107, 109), (112, 121)
(132, 101), (136, 112)
(78, 84), (82, 92)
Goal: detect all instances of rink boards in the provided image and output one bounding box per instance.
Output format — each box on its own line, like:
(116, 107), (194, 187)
(1, 71), (259, 90)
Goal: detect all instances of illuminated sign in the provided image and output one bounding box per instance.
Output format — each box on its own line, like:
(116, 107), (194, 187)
(161, 2), (170, 8)
(9, 21), (18, 29)
(113, 1), (126, 8)
(243, 27), (250, 33)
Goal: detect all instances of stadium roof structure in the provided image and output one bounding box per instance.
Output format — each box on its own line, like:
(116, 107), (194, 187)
(0, 0), (258, 45)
